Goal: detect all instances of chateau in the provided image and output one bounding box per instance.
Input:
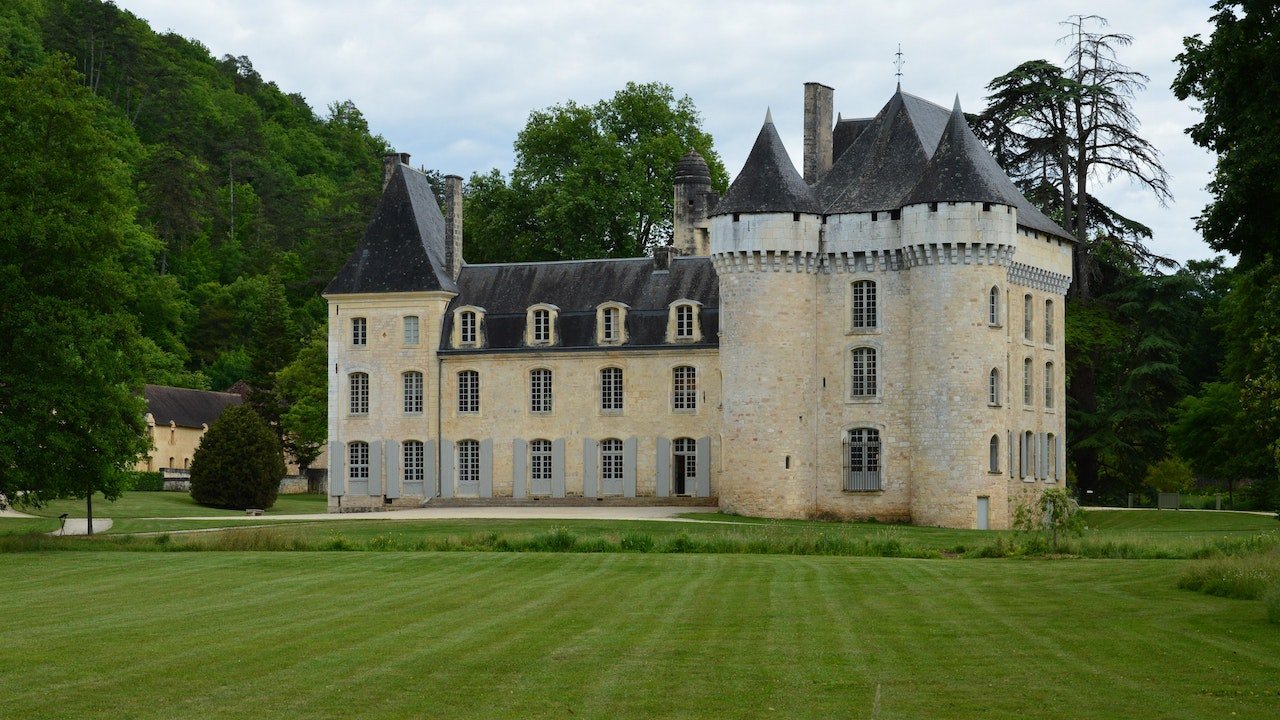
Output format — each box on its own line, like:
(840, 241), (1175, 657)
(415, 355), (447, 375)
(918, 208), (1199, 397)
(324, 83), (1073, 529)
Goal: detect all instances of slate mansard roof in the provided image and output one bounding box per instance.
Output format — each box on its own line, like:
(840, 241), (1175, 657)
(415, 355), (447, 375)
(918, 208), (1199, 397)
(440, 256), (719, 353)
(324, 161), (458, 295)
(144, 385), (243, 429)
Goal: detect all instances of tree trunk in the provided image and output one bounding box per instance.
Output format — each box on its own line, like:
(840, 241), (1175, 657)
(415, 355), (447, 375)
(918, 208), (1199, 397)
(86, 491), (93, 537)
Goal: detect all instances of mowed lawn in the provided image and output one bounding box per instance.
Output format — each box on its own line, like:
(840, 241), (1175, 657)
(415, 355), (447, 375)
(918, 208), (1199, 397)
(1, 552), (1277, 719)
(17, 491), (328, 519)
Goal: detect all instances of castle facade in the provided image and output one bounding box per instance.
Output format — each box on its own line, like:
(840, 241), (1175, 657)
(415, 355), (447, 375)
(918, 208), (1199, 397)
(324, 84), (1073, 529)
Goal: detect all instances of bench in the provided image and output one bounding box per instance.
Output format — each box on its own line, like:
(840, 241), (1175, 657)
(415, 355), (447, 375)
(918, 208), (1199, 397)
(245, 508), (264, 516)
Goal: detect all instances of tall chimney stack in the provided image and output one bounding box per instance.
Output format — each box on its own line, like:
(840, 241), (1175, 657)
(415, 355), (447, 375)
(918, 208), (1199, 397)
(803, 83), (834, 185)
(382, 151), (410, 190)
(444, 174), (464, 280)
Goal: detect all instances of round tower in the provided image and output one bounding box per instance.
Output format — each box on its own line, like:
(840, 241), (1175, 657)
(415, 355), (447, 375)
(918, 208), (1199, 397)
(673, 149), (717, 256)
(711, 112), (824, 518)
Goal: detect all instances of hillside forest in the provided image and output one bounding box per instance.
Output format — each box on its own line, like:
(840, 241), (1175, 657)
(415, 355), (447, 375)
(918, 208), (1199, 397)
(0, 0), (1275, 510)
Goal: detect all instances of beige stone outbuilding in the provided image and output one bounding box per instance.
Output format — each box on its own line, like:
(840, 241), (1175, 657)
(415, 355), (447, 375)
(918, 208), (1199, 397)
(324, 83), (1073, 529)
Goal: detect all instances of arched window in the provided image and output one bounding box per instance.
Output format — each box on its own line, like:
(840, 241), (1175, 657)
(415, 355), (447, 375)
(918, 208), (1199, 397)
(988, 286), (1000, 326)
(851, 280), (877, 329)
(601, 367), (623, 411)
(460, 311), (477, 344)
(458, 370), (479, 413)
(989, 434), (1000, 473)
(1044, 299), (1054, 345)
(851, 347), (877, 397)
(1023, 294), (1033, 340)
(457, 440), (480, 484)
(601, 438), (624, 490)
(673, 365), (697, 410)
(675, 304), (695, 339)
(348, 441), (369, 480)
(1023, 430), (1034, 479)
(530, 368), (553, 413)
(672, 437), (696, 495)
(529, 439), (552, 492)
(349, 372), (369, 414)
(1047, 433), (1058, 480)
(1044, 362), (1055, 408)
(403, 371), (423, 414)
(403, 440), (424, 483)
(1022, 358), (1032, 406)
(169, 456), (175, 469)
(843, 428), (882, 491)
(532, 308), (551, 344)
(989, 368), (1001, 405)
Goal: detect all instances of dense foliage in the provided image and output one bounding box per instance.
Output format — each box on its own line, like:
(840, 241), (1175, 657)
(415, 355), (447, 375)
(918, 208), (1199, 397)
(189, 404), (284, 510)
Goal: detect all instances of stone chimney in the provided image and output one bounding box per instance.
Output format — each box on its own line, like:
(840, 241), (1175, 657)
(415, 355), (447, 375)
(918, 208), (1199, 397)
(653, 245), (677, 271)
(382, 151), (410, 190)
(444, 174), (464, 280)
(803, 82), (834, 184)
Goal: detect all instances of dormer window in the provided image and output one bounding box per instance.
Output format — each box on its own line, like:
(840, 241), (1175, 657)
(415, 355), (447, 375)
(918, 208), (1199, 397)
(460, 311), (477, 344)
(451, 306), (486, 349)
(603, 308), (618, 341)
(525, 304), (559, 347)
(595, 302), (629, 345)
(534, 310), (550, 342)
(667, 300), (702, 343)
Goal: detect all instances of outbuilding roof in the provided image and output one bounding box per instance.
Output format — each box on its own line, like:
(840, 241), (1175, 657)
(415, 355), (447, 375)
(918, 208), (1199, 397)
(144, 385), (243, 429)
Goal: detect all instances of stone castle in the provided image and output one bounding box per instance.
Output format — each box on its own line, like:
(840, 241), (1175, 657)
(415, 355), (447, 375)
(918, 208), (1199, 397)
(324, 83), (1073, 529)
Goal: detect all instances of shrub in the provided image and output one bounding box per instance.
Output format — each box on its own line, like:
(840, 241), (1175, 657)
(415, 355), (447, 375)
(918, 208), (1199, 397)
(619, 532), (655, 552)
(189, 405), (285, 510)
(121, 471), (164, 491)
(1144, 457), (1195, 494)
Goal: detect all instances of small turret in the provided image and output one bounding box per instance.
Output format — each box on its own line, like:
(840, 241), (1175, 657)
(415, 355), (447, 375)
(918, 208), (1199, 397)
(672, 149), (718, 256)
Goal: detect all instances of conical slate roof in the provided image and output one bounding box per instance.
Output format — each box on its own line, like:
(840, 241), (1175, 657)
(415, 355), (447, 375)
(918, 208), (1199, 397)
(324, 162), (459, 295)
(902, 98), (1025, 206)
(711, 111), (819, 216)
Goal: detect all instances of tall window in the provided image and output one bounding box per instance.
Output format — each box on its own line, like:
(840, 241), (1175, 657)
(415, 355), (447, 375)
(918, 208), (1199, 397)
(601, 438), (623, 486)
(1047, 433), (1058, 480)
(533, 309), (551, 344)
(349, 372), (369, 414)
(851, 347), (877, 397)
(530, 368), (553, 413)
(403, 371), (423, 414)
(989, 434), (1000, 473)
(457, 440), (480, 484)
(675, 304), (695, 339)
(352, 317), (367, 346)
(403, 316), (420, 345)
(1023, 294), (1033, 340)
(673, 438), (697, 494)
(530, 439), (552, 488)
(1044, 362), (1055, 408)
(851, 280), (878, 329)
(844, 428), (882, 491)
(403, 440), (424, 483)
(601, 367), (623, 411)
(1023, 358), (1033, 405)
(673, 365), (697, 410)
(988, 286), (1000, 325)
(989, 368), (1001, 405)
(460, 311), (477, 344)
(458, 370), (479, 413)
(348, 441), (369, 480)
(1044, 299), (1054, 345)
(602, 307), (619, 343)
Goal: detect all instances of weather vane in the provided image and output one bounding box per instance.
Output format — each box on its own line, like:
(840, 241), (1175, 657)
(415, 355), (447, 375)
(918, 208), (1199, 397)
(893, 44), (905, 88)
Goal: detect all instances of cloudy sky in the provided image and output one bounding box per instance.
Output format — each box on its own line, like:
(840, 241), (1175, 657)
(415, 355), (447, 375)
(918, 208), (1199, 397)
(115, 0), (1220, 264)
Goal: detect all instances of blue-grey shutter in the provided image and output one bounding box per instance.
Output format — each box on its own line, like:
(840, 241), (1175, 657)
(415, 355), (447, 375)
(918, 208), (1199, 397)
(512, 439), (527, 498)
(551, 438), (566, 497)
(328, 441), (345, 496)
(582, 439), (598, 498)
(368, 440), (383, 496)
(424, 441), (438, 498)
(656, 437), (671, 497)
(695, 436), (711, 497)
(480, 439), (493, 497)
(439, 439), (455, 498)
(384, 440), (401, 499)
(623, 437), (638, 497)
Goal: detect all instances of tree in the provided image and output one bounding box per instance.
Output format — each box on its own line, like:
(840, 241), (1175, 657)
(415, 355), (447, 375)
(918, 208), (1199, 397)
(1143, 457), (1195, 494)
(1013, 487), (1083, 552)
(276, 327), (327, 473)
(189, 404), (284, 510)
(464, 82), (728, 262)
(0, 55), (154, 517)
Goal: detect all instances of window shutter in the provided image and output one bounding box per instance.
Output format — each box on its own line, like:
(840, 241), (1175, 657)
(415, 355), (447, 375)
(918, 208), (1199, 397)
(328, 441), (345, 496)
(439, 439), (455, 498)
(655, 437), (671, 497)
(582, 438), (598, 497)
(368, 440), (383, 496)
(424, 442), (438, 498)
(479, 439), (493, 497)
(695, 437), (711, 497)
(512, 439), (527, 498)
(623, 437), (638, 498)
(384, 440), (401, 499)
(551, 438), (566, 497)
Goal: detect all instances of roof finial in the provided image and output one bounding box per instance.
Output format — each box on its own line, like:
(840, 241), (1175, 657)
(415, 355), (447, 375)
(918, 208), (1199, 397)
(893, 43), (905, 90)
(765, 107), (773, 125)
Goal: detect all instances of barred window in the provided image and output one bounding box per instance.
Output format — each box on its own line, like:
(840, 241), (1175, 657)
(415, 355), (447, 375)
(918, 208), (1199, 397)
(530, 439), (552, 485)
(675, 304), (695, 339)
(602, 307), (619, 343)
(850, 347), (877, 397)
(533, 309), (551, 344)
(348, 441), (369, 480)
(1044, 299), (1054, 345)
(843, 428), (882, 491)
(989, 368), (1000, 405)
(403, 316), (419, 346)
(851, 280), (877, 329)
(1023, 294), (1033, 340)
(352, 317), (367, 346)
(458, 370), (479, 413)
(988, 286), (1000, 325)
(460, 311), (477, 344)
(1044, 362), (1054, 408)
(1023, 357), (1033, 406)
(349, 372), (369, 415)
(530, 368), (553, 413)
(989, 434), (1000, 473)
(601, 367), (623, 411)
(457, 440), (480, 484)
(403, 371), (423, 414)
(601, 438), (623, 483)
(403, 440), (424, 483)
(673, 365), (697, 411)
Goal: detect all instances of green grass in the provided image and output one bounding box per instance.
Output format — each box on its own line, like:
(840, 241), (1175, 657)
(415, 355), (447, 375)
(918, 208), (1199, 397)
(1080, 509), (1277, 533)
(15, 491), (327, 519)
(0, 552), (1277, 719)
